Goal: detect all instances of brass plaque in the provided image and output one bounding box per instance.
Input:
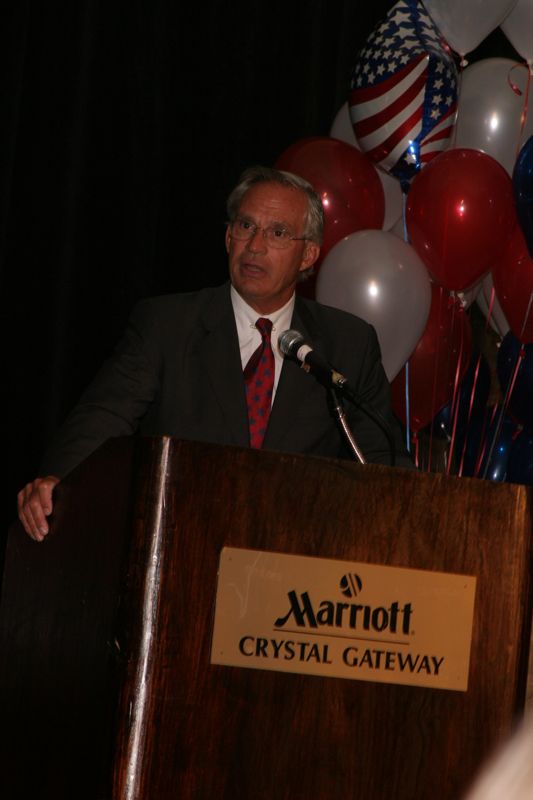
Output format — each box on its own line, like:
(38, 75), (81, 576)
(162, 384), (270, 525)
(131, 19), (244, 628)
(211, 548), (476, 691)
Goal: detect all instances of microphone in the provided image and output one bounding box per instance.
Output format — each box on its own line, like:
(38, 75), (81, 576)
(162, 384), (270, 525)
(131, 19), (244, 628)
(278, 330), (350, 391)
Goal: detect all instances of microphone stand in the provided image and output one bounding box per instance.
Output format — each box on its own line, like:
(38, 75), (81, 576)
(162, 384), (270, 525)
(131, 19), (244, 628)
(328, 388), (366, 465)
(339, 383), (397, 468)
(278, 330), (397, 467)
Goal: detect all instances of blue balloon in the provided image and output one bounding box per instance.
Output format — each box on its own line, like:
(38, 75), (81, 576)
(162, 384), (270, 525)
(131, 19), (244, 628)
(426, 353), (493, 475)
(497, 332), (533, 429)
(471, 406), (518, 482)
(458, 411), (488, 477)
(513, 134), (533, 259)
(507, 429), (533, 486)
(430, 352), (491, 441)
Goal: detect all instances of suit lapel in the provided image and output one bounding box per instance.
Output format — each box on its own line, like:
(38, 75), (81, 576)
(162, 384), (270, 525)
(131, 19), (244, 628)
(199, 284), (250, 447)
(198, 289), (329, 451)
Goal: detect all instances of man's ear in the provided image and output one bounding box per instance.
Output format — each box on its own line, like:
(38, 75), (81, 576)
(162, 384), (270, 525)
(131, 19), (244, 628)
(225, 225), (231, 253)
(300, 241), (320, 272)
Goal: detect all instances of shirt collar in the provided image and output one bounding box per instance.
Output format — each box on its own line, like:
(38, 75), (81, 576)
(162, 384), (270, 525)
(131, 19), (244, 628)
(230, 286), (295, 338)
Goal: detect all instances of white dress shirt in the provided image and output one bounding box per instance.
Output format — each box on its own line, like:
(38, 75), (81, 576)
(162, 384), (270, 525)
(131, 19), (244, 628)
(230, 286), (295, 401)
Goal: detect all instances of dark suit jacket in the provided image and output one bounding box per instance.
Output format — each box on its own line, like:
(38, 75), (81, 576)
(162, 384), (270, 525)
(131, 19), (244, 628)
(41, 283), (412, 476)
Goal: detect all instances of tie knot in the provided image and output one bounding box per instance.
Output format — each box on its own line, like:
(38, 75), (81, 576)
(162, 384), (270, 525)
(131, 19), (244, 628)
(255, 318), (273, 341)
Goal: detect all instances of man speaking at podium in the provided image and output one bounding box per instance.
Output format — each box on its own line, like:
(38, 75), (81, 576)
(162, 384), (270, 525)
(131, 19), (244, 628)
(18, 166), (412, 540)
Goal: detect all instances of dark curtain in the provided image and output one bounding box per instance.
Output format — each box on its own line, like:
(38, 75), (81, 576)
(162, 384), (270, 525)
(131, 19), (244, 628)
(1, 1), (516, 540)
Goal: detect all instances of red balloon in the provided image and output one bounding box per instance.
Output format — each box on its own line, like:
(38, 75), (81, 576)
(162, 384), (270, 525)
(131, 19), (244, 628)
(406, 149), (516, 292)
(391, 285), (472, 432)
(493, 224), (533, 343)
(275, 137), (385, 259)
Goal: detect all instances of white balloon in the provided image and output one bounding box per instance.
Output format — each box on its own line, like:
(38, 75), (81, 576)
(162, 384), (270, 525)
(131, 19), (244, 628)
(424, 0), (517, 57)
(376, 171), (403, 233)
(316, 230), (431, 380)
(329, 103), (403, 231)
(501, 0), (533, 66)
(454, 58), (533, 175)
(329, 102), (357, 147)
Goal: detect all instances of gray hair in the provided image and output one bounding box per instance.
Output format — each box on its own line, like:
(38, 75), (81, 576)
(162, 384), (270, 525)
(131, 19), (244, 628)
(226, 165), (324, 246)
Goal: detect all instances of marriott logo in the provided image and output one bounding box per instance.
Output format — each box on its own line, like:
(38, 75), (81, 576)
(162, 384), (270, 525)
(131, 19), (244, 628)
(273, 576), (413, 637)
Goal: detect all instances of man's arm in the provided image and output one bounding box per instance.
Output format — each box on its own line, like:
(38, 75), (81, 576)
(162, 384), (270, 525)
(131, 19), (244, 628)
(17, 476), (61, 541)
(16, 298), (166, 539)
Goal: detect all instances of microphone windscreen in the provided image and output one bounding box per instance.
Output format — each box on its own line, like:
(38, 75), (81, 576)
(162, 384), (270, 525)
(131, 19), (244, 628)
(278, 329), (305, 357)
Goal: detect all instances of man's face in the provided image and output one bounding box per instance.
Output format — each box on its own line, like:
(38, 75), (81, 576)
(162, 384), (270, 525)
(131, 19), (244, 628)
(226, 182), (320, 314)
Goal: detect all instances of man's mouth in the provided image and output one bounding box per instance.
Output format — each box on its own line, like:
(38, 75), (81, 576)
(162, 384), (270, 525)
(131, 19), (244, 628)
(240, 261), (265, 275)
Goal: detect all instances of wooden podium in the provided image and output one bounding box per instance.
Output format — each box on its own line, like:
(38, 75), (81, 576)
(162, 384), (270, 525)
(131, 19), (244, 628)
(0, 437), (531, 799)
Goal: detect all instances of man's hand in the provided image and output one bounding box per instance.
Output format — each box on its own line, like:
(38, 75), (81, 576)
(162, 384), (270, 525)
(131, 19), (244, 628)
(17, 476), (61, 541)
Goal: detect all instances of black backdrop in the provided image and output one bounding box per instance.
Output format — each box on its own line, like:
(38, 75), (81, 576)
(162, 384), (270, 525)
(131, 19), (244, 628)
(1, 1), (516, 540)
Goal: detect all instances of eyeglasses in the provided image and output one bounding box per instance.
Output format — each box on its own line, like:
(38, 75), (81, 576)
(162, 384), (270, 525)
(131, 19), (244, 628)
(228, 217), (308, 250)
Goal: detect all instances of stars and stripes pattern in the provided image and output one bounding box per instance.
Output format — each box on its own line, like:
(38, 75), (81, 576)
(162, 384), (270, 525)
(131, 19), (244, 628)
(349, 0), (458, 185)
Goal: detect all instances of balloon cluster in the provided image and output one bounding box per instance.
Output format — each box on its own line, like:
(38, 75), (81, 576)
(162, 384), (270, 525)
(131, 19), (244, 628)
(273, 0), (533, 482)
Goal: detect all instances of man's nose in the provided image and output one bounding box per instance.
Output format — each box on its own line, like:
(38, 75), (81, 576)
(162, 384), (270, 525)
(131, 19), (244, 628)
(245, 227), (267, 252)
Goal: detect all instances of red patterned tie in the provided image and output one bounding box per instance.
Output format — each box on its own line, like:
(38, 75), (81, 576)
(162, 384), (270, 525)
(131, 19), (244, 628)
(244, 318), (275, 449)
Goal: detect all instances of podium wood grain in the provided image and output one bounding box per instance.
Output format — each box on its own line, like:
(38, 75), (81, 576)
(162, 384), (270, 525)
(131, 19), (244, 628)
(0, 437), (531, 799)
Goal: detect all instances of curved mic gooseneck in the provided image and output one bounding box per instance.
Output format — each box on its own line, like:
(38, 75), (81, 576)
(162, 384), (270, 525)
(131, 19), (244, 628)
(278, 329), (396, 467)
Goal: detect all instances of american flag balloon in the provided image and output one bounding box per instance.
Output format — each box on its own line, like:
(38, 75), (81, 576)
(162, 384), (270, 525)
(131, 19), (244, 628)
(349, 0), (458, 187)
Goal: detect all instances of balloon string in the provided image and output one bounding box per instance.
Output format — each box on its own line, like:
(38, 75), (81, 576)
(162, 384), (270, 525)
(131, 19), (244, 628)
(508, 62), (528, 96)
(404, 361), (411, 453)
(427, 391), (434, 473)
(427, 287), (444, 472)
(457, 353), (482, 477)
(518, 291), (533, 341)
(399, 187), (412, 455)
(508, 62), (531, 161)
(476, 292), (528, 472)
(413, 431), (419, 468)
(444, 297), (459, 473)
(401, 186), (409, 242)
(465, 285), (497, 476)
(480, 345), (525, 479)
(398, 187), (413, 455)
(503, 345), (525, 417)
(445, 378), (461, 476)
(445, 307), (466, 476)
(474, 405), (498, 478)
(521, 67), (531, 142)
(484, 285), (497, 334)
